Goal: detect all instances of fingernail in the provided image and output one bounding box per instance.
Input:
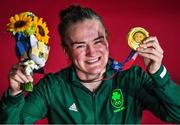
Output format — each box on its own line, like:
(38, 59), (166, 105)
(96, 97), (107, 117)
(137, 48), (141, 51)
(141, 44), (147, 48)
(30, 78), (33, 82)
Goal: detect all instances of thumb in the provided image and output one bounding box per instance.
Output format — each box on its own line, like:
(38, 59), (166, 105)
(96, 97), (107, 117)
(26, 75), (34, 82)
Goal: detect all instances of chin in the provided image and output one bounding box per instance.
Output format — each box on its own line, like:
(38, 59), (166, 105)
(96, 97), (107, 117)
(85, 66), (105, 75)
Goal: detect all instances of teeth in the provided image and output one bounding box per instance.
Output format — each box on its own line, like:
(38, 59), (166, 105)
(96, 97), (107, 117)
(87, 58), (99, 63)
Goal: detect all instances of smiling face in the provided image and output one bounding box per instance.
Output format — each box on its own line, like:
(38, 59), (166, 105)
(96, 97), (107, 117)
(65, 19), (109, 78)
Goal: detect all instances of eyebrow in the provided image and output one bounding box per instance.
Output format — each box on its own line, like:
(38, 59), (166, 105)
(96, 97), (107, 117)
(71, 36), (104, 45)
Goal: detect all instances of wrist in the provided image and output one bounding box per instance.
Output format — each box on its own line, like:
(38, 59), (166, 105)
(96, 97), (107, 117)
(147, 64), (161, 74)
(10, 89), (23, 96)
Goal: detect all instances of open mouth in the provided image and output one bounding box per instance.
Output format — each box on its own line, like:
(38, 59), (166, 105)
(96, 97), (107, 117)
(86, 57), (101, 64)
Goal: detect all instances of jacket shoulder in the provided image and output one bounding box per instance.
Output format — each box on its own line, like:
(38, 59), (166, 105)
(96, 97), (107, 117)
(36, 66), (72, 89)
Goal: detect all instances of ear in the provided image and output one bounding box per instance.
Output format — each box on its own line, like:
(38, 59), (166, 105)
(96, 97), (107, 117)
(106, 40), (109, 48)
(63, 47), (72, 59)
(63, 47), (74, 63)
(104, 36), (109, 49)
(63, 48), (68, 57)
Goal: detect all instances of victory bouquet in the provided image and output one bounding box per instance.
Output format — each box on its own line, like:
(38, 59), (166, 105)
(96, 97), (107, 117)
(6, 12), (50, 92)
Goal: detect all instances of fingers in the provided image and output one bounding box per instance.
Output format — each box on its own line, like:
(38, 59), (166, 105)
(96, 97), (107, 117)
(136, 36), (163, 62)
(9, 63), (33, 85)
(140, 36), (164, 54)
(9, 63), (29, 83)
(8, 62), (34, 95)
(136, 36), (164, 73)
(137, 49), (163, 63)
(9, 70), (30, 83)
(137, 47), (163, 59)
(27, 75), (33, 82)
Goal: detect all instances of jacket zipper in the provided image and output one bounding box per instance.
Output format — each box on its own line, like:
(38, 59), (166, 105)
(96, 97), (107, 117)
(92, 92), (97, 124)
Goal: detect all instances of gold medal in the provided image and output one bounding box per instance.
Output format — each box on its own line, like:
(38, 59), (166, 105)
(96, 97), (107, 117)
(127, 27), (149, 50)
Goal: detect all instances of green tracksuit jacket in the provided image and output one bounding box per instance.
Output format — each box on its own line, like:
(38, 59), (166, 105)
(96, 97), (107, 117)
(0, 62), (180, 124)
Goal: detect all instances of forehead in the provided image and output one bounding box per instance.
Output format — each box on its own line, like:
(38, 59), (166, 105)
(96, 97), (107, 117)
(66, 19), (105, 43)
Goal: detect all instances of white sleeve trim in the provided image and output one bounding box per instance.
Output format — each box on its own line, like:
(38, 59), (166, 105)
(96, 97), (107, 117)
(160, 66), (167, 78)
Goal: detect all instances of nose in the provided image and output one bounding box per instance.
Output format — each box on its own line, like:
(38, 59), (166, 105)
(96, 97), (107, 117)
(86, 44), (96, 57)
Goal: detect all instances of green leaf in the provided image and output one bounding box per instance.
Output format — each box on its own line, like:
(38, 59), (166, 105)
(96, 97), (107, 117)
(22, 82), (33, 92)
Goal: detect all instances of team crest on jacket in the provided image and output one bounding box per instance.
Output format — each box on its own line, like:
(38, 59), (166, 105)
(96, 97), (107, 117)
(111, 89), (125, 112)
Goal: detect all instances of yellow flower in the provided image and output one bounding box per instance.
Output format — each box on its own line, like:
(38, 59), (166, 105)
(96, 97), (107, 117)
(34, 16), (49, 44)
(7, 13), (33, 33)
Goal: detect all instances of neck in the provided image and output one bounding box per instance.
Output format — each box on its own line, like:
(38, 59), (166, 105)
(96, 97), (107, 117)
(76, 69), (106, 92)
(76, 68), (105, 82)
(81, 80), (102, 92)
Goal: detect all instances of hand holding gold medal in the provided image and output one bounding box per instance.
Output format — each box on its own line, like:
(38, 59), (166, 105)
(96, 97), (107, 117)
(127, 27), (163, 74)
(110, 27), (149, 71)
